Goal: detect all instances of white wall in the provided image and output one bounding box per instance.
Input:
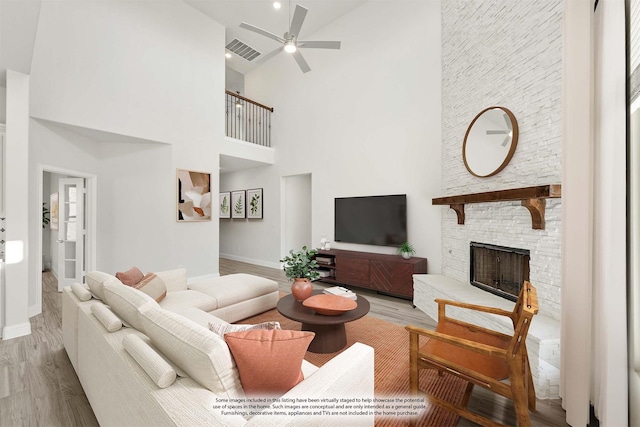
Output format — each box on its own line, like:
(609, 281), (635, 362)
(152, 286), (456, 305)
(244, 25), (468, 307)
(4, 70), (31, 339)
(0, 87), (6, 123)
(283, 174), (312, 254)
(225, 67), (244, 94)
(230, 1), (442, 269)
(24, 1), (224, 282)
(440, 0), (564, 320)
(220, 165), (281, 268)
(29, 1), (220, 147)
(0, 0), (228, 329)
(28, 120), (102, 309)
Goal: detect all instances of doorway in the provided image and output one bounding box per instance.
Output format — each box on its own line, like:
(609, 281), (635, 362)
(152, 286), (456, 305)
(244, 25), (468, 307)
(281, 174), (312, 257)
(34, 165), (96, 316)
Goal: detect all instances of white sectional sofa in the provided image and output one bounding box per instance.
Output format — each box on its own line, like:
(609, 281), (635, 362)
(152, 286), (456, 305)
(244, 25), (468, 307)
(62, 269), (375, 426)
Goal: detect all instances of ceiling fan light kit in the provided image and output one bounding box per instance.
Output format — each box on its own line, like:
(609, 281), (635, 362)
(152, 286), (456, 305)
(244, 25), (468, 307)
(239, 3), (341, 73)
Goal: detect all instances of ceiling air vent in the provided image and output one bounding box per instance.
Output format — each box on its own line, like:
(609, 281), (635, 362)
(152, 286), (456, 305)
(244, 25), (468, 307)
(226, 39), (261, 62)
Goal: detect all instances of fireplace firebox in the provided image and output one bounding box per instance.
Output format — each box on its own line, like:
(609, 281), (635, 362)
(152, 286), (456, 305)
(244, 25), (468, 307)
(470, 242), (530, 302)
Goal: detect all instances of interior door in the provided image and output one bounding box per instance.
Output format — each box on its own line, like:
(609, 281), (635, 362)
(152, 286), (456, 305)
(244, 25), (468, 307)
(57, 178), (85, 291)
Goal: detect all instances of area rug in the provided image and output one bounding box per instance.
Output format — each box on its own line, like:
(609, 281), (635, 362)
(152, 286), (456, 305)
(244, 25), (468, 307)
(243, 308), (468, 427)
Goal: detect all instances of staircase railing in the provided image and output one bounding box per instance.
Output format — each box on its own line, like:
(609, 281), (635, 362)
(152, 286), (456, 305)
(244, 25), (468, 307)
(225, 90), (273, 147)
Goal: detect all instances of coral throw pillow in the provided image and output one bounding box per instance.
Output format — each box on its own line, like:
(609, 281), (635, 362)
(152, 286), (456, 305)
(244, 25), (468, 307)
(116, 266), (144, 286)
(224, 329), (314, 395)
(134, 273), (167, 303)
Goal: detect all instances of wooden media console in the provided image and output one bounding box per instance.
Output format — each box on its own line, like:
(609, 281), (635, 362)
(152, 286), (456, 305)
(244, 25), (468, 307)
(314, 249), (428, 300)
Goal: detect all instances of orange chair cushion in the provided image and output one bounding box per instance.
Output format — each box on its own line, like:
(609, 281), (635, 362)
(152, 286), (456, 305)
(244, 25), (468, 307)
(421, 320), (510, 380)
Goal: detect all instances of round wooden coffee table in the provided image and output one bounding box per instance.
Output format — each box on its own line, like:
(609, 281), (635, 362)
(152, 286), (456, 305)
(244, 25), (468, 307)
(277, 290), (370, 353)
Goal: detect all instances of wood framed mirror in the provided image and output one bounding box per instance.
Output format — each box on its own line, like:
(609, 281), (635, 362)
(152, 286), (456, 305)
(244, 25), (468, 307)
(462, 106), (519, 178)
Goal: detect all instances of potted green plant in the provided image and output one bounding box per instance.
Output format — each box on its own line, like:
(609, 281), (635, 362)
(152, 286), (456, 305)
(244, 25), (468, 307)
(397, 242), (416, 259)
(42, 203), (50, 228)
(280, 245), (320, 301)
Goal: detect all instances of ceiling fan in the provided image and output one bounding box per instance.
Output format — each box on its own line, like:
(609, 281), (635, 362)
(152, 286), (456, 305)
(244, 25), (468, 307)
(239, 4), (341, 73)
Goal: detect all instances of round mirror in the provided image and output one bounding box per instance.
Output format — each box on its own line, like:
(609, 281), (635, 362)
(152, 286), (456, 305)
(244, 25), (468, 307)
(462, 106), (519, 178)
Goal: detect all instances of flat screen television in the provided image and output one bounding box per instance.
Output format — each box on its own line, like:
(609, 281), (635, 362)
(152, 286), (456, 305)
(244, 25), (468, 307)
(334, 194), (407, 247)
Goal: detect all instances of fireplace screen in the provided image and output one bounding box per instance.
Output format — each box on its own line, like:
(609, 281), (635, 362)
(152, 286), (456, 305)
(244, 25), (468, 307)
(470, 242), (530, 301)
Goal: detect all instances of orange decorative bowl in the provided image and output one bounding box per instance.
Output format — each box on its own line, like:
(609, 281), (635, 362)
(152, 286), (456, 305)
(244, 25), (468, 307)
(302, 294), (357, 316)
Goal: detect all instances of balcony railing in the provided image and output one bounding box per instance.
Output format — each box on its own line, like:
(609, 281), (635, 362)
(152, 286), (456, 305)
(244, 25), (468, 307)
(225, 90), (273, 147)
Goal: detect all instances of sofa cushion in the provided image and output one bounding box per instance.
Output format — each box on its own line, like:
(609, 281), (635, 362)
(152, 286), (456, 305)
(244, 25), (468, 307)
(224, 329), (314, 396)
(103, 281), (160, 331)
(134, 273), (167, 303)
(155, 268), (188, 292)
(173, 307), (228, 329)
(86, 271), (123, 301)
(159, 290), (217, 313)
(188, 274), (277, 308)
(123, 334), (177, 389)
(116, 266), (144, 286)
(209, 321), (280, 337)
(140, 307), (244, 398)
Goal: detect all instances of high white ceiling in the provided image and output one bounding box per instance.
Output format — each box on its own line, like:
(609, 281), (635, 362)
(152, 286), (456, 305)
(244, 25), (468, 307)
(184, 0), (368, 74)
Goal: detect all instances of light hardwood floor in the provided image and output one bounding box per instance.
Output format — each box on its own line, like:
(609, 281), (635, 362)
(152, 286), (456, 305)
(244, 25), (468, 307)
(0, 271), (98, 427)
(0, 260), (570, 426)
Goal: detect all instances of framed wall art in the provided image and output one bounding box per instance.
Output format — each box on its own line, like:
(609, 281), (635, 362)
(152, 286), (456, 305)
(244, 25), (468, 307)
(231, 190), (246, 219)
(50, 192), (59, 231)
(246, 188), (263, 219)
(177, 169), (212, 222)
(219, 192), (231, 219)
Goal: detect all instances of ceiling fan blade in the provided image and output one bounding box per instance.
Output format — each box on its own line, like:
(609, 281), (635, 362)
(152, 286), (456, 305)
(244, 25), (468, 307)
(239, 22), (284, 44)
(298, 40), (341, 49)
(292, 50), (311, 73)
(289, 4), (308, 38)
(255, 46), (284, 64)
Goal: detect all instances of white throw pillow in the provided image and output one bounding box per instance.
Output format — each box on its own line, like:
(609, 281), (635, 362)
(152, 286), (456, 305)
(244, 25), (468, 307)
(85, 271), (122, 301)
(103, 280), (160, 331)
(71, 283), (92, 302)
(91, 303), (123, 332)
(123, 334), (177, 389)
(208, 321), (281, 336)
(140, 307), (244, 398)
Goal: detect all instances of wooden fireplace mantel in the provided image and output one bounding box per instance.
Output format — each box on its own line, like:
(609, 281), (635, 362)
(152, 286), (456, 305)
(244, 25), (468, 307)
(432, 184), (562, 230)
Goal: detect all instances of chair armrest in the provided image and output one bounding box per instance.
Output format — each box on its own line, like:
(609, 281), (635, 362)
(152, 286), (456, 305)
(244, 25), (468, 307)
(435, 298), (514, 319)
(245, 342), (374, 426)
(405, 325), (507, 359)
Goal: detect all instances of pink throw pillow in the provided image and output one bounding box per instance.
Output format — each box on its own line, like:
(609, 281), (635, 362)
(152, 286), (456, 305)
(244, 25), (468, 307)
(115, 267), (144, 286)
(224, 329), (314, 395)
(134, 273), (167, 303)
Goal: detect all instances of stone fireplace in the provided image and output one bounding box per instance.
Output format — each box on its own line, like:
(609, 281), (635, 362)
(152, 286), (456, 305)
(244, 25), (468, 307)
(415, 0), (564, 400)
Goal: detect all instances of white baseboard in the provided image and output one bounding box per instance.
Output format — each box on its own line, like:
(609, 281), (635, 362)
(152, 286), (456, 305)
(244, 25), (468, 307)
(3, 322), (32, 340)
(220, 253), (281, 270)
(187, 273), (220, 285)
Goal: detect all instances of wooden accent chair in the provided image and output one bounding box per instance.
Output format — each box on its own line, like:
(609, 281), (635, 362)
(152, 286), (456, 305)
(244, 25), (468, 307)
(405, 281), (539, 427)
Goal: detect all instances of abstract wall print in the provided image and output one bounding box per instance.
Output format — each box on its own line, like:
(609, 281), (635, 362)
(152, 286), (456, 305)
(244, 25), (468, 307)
(231, 190), (246, 219)
(177, 169), (212, 222)
(219, 192), (231, 219)
(50, 192), (59, 231)
(246, 188), (263, 219)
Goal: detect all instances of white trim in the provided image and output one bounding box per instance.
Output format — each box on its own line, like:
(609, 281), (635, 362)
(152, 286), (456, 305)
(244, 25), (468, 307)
(219, 253), (281, 270)
(560, 0), (594, 424)
(33, 164), (97, 317)
(2, 321), (31, 340)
